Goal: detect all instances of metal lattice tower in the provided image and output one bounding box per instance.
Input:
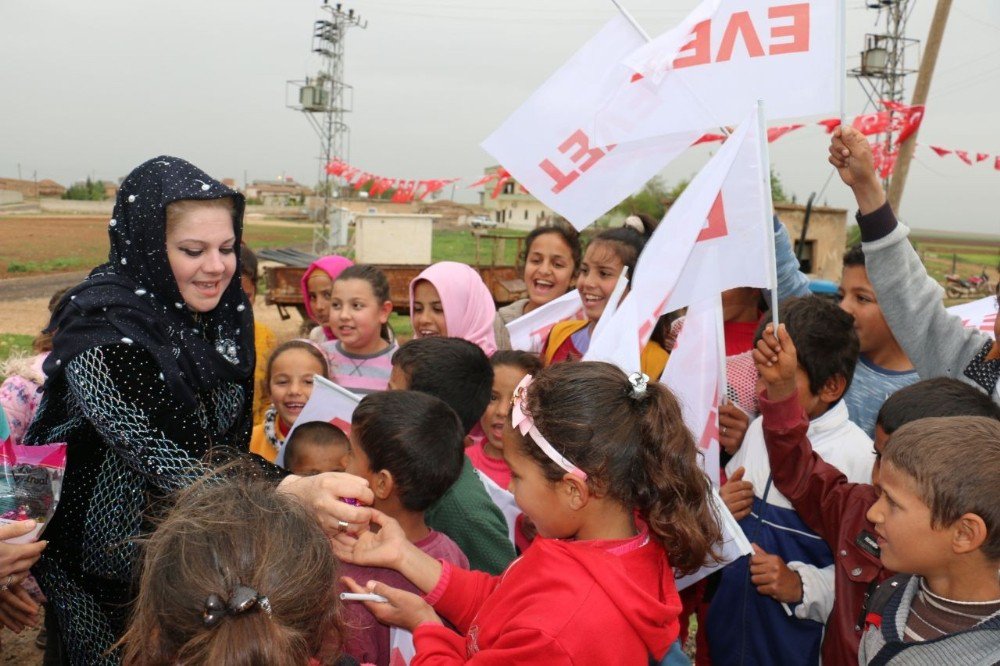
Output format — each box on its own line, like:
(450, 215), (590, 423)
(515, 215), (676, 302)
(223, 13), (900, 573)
(848, 0), (920, 186)
(288, 2), (366, 254)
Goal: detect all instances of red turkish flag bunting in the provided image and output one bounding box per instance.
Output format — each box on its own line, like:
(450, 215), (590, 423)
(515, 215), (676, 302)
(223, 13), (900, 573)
(817, 118), (842, 134)
(955, 150), (973, 165)
(977, 153), (990, 163)
(853, 111), (891, 136)
(995, 156), (1000, 171)
(694, 133), (727, 145)
(893, 104), (925, 144)
(766, 124), (805, 143)
(930, 146), (952, 157)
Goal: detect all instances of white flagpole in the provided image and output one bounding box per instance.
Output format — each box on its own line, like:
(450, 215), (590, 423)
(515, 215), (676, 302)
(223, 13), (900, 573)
(756, 100), (780, 334)
(713, 292), (728, 412)
(838, 0), (847, 124)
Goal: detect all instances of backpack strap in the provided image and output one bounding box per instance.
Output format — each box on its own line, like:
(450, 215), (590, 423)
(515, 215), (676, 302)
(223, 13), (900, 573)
(863, 573), (912, 631)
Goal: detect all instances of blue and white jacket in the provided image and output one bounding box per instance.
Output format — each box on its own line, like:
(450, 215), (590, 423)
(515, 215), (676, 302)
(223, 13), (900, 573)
(706, 400), (874, 665)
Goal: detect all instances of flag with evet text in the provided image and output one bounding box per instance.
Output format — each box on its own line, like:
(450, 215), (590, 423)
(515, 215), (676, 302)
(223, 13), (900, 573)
(587, 105), (774, 371)
(481, 16), (701, 230)
(275, 376), (360, 468)
(594, 0), (843, 146)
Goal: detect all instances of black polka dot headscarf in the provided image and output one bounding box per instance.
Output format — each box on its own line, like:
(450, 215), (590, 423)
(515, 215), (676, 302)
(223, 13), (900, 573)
(44, 156), (255, 409)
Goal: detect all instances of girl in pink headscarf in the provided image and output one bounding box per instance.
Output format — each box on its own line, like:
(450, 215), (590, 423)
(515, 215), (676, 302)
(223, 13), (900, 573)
(409, 262), (497, 356)
(300, 255), (354, 343)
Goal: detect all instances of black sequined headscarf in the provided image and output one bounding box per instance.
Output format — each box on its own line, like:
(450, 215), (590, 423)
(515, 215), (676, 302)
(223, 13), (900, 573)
(43, 156), (255, 410)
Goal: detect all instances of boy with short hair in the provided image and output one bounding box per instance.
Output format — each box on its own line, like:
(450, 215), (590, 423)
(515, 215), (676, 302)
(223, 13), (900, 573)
(284, 420), (350, 476)
(772, 219), (918, 437)
(338, 390), (469, 666)
(389, 337), (516, 575)
(708, 296), (875, 665)
(754, 323), (1000, 665)
(860, 416), (1000, 664)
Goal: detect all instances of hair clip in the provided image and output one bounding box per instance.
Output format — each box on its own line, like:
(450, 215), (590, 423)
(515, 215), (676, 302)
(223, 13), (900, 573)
(203, 594), (225, 628)
(202, 586), (272, 628)
(622, 215), (644, 234)
(511, 375), (587, 481)
(628, 372), (649, 398)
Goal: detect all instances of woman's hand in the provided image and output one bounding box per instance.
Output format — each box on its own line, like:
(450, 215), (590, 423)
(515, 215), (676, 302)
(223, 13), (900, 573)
(0, 579), (41, 632)
(0, 521), (47, 579)
(330, 509), (414, 571)
(341, 577), (441, 632)
(332, 510), (444, 593)
(277, 472), (375, 536)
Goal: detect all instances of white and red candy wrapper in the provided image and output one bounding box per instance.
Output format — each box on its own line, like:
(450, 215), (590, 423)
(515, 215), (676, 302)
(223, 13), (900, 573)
(0, 439), (66, 544)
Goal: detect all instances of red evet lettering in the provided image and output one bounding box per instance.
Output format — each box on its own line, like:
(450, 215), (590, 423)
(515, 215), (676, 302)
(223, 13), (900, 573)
(539, 158), (580, 194)
(769, 3), (810, 55)
(717, 11), (765, 63)
(673, 20), (712, 70)
(559, 130), (607, 172)
(539, 129), (616, 194)
(697, 193), (729, 242)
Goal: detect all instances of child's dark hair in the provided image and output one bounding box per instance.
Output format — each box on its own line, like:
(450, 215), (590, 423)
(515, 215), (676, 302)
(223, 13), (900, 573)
(239, 243), (259, 282)
(842, 244), (865, 268)
(391, 337), (493, 434)
(334, 264), (394, 342)
(877, 377), (1000, 435)
(285, 421), (350, 469)
(522, 221), (583, 274)
(352, 391), (465, 512)
(120, 474), (343, 666)
(33, 286), (71, 353)
(884, 416), (1000, 559)
(755, 296), (859, 395)
(588, 214), (657, 278)
(521, 361), (721, 574)
(490, 350), (543, 376)
(265, 340), (330, 393)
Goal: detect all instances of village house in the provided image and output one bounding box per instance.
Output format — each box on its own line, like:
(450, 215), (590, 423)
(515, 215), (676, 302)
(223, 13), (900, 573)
(478, 165), (556, 231)
(245, 178), (313, 206)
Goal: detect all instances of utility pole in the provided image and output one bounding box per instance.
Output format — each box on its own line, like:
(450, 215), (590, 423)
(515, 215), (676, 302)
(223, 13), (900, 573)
(888, 0), (953, 213)
(287, 2), (367, 254)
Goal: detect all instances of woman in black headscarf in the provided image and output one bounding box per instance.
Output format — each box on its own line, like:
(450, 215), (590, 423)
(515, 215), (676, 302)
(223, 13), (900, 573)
(16, 157), (373, 665)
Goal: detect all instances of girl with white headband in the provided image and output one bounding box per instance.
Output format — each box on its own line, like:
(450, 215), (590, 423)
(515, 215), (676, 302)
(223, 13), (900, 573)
(333, 361), (722, 665)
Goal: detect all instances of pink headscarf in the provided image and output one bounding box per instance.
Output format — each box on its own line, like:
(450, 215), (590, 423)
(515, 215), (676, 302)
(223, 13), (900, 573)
(409, 261), (497, 356)
(300, 255), (355, 340)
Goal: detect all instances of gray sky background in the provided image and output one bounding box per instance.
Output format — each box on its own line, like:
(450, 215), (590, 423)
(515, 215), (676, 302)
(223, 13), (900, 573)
(3, 1), (1000, 235)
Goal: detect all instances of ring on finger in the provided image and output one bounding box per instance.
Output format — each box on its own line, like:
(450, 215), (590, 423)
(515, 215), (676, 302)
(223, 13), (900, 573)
(722, 426), (728, 435)
(336, 520), (350, 532)
(0, 574), (13, 593)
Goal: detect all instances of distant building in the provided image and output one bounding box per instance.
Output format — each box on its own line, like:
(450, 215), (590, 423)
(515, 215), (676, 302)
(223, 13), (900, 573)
(478, 166), (555, 231)
(0, 177), (66, 198)
(773, 202), (849, 283)
(37, 179), (67, 197)
(245, 178), (313, 206)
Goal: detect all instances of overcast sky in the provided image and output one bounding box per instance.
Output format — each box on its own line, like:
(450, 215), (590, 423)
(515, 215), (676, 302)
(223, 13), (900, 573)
(3, 1), (1000, 234)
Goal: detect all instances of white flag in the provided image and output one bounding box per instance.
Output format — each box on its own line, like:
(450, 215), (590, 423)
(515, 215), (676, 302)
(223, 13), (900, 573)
(675, 485), (753, 591)
(481, 16), (702, 230)
(947, 296), (998, 340)
(662, 296), (725, 486)
(614, 105), (774, 353)
(595, 0), (843, 146)
(275, 375), (360, 468)
(505, 289), (585, 353)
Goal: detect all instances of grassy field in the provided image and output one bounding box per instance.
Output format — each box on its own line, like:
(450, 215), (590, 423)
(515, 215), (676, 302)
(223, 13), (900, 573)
(0, 215), (315, 278)
(0, 334), (34, 378)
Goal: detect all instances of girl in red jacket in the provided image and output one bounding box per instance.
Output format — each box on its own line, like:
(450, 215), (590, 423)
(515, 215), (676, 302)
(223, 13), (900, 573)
(336, 361), (721, 665)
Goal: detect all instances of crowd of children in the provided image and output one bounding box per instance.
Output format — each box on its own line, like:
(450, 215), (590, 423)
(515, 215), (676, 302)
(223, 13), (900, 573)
(1, 128), (998, 666)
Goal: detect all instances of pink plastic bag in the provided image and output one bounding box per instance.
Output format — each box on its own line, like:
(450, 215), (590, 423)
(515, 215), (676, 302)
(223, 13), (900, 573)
(0, 439), (66, 544)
